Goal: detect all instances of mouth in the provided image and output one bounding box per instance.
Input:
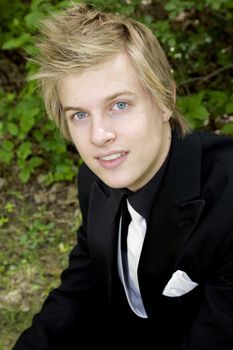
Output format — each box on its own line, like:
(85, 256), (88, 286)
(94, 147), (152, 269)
(95, 151), (128, 169)
(98, 152), (127, 161)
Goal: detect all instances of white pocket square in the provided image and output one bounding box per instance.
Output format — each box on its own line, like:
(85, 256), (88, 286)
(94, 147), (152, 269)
(162, 270), (198, 297)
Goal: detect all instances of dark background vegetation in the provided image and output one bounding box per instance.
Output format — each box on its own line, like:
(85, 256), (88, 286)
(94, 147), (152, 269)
(0, 0), (232, 348)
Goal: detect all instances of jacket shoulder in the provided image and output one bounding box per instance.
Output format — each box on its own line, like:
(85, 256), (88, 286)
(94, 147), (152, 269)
(78, 163), (99, 193)
(196, 131), (233, 170)
(77, 163), (110, 218)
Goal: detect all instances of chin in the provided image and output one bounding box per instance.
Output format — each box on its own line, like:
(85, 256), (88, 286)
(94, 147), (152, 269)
(101, 178), (128, 189)
(101, 177), (134, 190)
(103, 181), (127, 189)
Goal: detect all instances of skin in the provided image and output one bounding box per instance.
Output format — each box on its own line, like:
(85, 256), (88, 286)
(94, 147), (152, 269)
(58, 52), (172, 191)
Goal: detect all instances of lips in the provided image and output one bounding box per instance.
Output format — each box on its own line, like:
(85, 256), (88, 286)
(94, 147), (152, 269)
(96, 151), (127, 160)
(95, 151), (128, 169)
(99, 152), (127, 161)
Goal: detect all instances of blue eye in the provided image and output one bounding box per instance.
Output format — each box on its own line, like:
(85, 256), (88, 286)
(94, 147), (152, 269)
(114, 101), (128, 110)
(74, 111), (87, 120)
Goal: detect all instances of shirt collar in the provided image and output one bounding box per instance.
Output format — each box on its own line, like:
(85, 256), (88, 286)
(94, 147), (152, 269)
(127, 154), (169, 221)
(112, 144), (170, 222)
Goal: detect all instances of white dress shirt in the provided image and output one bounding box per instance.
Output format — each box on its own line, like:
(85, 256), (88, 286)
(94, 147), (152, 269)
(117, 200), (148, 318)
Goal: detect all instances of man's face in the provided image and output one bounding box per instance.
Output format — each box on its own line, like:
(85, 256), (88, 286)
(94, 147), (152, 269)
(58, 52), (172, 191)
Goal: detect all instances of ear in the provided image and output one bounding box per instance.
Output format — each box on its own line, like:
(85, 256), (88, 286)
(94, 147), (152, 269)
(162, 107), (173, 122)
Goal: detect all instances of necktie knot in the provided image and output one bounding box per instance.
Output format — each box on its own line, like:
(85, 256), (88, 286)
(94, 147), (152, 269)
(126, 200), (146, 231)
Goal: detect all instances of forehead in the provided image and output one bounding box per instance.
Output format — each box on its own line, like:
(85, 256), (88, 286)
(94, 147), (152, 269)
(58, 52), (145, 105)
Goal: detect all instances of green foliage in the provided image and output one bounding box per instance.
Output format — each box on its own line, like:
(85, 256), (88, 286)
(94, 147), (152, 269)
(0, 186), (79, 349)
(151, 0), (233, 134)
(0, 0), (79, 183)
(177, 92), (209, 129)
(20, 219), (55, 249)
(0, 0), (232, 184)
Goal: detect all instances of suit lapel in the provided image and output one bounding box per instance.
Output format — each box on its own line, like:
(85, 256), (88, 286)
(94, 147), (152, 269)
(138, 132), (206, 313)
(88, 182), (122, 300)
(139, 186), (205, 289)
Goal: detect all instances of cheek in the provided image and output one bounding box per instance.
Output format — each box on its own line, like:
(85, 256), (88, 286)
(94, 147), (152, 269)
(136, 122), (164, 155)
(69, 132), (85, 157)
(122, 113), (147, 138)
(128, 114), (162, 143)
(68, 124), (89, 152)
(74, 139), (88, 156)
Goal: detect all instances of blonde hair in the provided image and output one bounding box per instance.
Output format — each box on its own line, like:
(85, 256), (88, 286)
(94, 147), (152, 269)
(33, 2), (189, 141)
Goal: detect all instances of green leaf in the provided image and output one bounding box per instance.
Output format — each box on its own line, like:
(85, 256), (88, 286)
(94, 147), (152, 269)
(143, 15), (153, 25)
(2, 33), (31, 50)
(208, 91), (228, 109)
(19, 168), (31, 183)
(28, 157), (43, 169)
(177, 93), (209, 129)
(25, 10), (45, 30)
(118, 4), (135, 16)
(3, 140), (14, 151)
(33, 130), (44, 142)
(165, 0), (194, 18)
(30, 0), (47, 11)
(20, 113), (37, 134)
(221, 123), (233, 135)
(206, 0), (227, 10)
(0, 149), (14, 164)
(17, 158), (25, 169)
(225, 102), (233, 114)
(225, 95), (233, 114)
(7, 122), (18, 136)
(17, 141), (32, 160)
(195, 106), (210, 120)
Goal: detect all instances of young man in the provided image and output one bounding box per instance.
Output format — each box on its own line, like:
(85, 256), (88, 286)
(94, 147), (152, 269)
(14, 3), (233, 349)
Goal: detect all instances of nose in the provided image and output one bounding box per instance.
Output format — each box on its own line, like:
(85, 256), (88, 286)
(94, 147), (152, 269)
(90, 117), (116, 146)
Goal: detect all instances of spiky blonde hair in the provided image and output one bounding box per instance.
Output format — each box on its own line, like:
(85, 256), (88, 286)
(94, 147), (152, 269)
(32, 2), (189, 141)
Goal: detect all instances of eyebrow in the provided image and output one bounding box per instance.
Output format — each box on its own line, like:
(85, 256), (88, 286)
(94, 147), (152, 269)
(63, 90), (136, 112)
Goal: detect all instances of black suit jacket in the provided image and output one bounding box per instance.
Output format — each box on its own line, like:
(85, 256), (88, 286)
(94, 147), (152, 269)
(14, 131), (233, 349)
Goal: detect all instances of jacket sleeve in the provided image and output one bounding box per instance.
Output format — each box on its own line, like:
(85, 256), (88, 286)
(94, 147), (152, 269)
(182, 227), (233, 350)
(13, 165), (100, 350)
